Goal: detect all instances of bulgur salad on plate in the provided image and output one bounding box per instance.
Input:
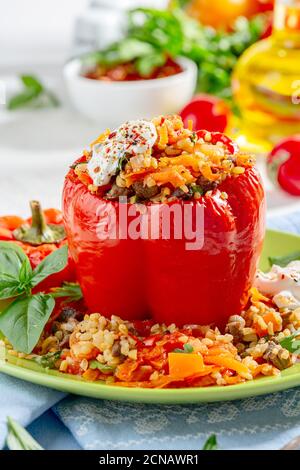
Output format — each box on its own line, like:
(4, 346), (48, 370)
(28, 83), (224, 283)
(0, 115), (299, 396)
(1, 260), (300, 389)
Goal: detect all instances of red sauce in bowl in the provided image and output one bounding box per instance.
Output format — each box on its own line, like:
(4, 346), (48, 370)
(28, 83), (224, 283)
(84, 57), (183, 82)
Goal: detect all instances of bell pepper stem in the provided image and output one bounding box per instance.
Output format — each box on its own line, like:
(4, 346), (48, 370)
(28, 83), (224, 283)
(30, 200), (48, 236)
(13, 200), (66, 246)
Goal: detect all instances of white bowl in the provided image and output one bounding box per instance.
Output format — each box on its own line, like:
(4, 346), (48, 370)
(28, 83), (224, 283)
(63, 57), (197, 127)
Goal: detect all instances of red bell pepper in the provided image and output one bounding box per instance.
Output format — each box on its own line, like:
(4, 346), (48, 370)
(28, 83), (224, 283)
(63, 160), (265, 327)
(0, 204), (75, 291)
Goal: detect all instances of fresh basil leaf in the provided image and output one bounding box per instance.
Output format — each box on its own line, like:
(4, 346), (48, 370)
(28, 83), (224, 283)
(269, 252), (300, 268)
(7, 89), (41, 110)
(280, 330), (300, 354)
(21, 75), (43, 92)
(31, 244), (68, 287)
(6, 417), (43, 450)
(203, 434), (218, 450)
(50, 282), (83, 302)
(0, 276), (22, 300)
(0, 243), (32, 298)
(32, 350), (61, 369)
(89, 360), (115, 373)
(0, 293), (55, 353)
(7, 75), (59, 111)
(19, 259), (33, 284)
(0, 241), (28, 279)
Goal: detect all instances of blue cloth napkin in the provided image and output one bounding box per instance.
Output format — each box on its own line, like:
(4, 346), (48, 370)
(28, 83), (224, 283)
(54, 390), (300, 450)
(0, 374), (65, 448)
(1, 208), (300, 450)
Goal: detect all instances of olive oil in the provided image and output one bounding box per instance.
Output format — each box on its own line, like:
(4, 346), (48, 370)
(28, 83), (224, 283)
(233, 0), (300, 152)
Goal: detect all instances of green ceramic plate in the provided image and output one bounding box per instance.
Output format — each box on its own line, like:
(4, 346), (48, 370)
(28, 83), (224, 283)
(1, 229), (300, 404)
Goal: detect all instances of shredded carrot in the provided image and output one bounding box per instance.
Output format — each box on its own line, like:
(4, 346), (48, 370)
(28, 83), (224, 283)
(160, 155), (201, 173)
(200, 163), (220, 182)
(204, 355), (252, 379)
(151, 166), (195, 188)
(250, 287), (270, 304)
(263, 311), (282, 333)
(90, 129), (110, 147)
(157, 123), (169, 149)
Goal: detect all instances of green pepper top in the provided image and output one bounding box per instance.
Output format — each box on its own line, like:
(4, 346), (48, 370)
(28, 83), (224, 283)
(13, 200), (66, 246)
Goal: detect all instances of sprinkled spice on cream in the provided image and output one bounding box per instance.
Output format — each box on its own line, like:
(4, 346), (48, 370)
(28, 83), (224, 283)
(87, 120), (157, 187)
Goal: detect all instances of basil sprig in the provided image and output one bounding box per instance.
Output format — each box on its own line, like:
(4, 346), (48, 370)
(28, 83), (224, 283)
(0, 242), (68, 354)
(6, 417), (43, 450)
(269, 251), (300, 268)
(50, 282), (83, 303)
(7, 75), (59, 111)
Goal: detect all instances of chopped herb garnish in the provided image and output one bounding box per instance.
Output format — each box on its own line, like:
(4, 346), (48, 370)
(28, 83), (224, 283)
(279, 330), (300, 354)
(89, 360), (116, 374)
(190, 132), (197, 143)
(117, 155), (129, 172)
(191, 185), (204, 196)
(31, 351), (61, 369)
(174, 343), (194, 353)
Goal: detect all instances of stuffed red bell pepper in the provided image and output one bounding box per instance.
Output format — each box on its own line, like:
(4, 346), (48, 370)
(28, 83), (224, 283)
(63, 115), (265, 327)
(0, 201), (75, 291)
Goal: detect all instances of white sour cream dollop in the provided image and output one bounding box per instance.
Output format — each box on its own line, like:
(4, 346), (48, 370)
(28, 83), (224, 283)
(254, 261), (300, 310)
(87, 120), (157, 187)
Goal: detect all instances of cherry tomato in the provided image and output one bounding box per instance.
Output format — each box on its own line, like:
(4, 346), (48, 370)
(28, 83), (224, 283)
(267, 135), (300, 196)
(180, 94), (231, 134)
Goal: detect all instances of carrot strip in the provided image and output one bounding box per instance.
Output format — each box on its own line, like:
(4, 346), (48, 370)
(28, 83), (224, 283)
(204, 355), (252, 379)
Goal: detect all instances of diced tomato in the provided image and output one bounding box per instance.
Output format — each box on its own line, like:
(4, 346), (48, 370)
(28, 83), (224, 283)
(196, 130), (239, 155)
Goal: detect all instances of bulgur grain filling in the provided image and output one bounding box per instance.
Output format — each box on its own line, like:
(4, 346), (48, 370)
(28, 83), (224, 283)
(4, 283), (300, 388)
(72, 115), (255, 203)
